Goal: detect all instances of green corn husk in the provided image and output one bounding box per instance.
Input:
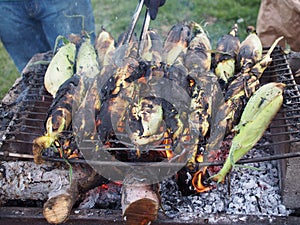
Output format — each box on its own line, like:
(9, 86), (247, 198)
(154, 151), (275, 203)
(44, 36), (76, 97)
(76, 36), (100, 78)
(212, 82), (285, 183)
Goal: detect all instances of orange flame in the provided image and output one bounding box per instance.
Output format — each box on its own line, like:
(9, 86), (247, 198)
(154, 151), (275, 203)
(196, 154), (203, 163)
(189, 78), (195, 87)
(192, 169), (212, 193)
(162, 132), (173, 160)
(192, 153), (213, 193)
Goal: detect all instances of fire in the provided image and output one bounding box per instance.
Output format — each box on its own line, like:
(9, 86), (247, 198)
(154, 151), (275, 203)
(196, 154), (203, 163)
(189, 78), (195, 87)
(191, 153), (213, 193)
(192, 168), (212, 193)
(166, 150), (173, 160)
(162, 132), (173, 160)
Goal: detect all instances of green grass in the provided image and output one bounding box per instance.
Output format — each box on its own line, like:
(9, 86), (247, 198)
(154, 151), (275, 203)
(0, 42), (19, 98)
(0, 0), (260, 99)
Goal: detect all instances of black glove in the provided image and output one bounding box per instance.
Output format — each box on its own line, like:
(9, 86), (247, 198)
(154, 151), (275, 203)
(144, 0), (166, 20)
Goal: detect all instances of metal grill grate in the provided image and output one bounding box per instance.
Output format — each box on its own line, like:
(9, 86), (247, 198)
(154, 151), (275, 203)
(0, 52), (53, 157)
(1, 47), (300, 163)
(259, 47), (300, 149)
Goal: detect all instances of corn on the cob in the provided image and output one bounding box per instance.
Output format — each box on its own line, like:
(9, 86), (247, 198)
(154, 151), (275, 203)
(212, 82), (285, 183)
(76, 36), (100, 78)
(139, 29), (163, 64)
(237, 26), (262, 73)
(128, 96), (165, 146)
(214, 24), (240, 86)
(185, 72), (220, 174)
(163, 22), (191, 65)
(44, 36), (76, 97)
(223, 36), (284, 132)
(184, 21), (212, 73)
(33, 75), (80, 164)
(95, 28), (116, 68)
(188, 73), (211, 141)
(97, 40), (141, 146)
(73, 76), (102, 142)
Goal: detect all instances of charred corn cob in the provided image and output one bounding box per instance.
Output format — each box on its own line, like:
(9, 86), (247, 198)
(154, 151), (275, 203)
(188, 73), (211, 141)
(33, 75), (80, 164)
(97, 40), (141, 145)
(73, 76), (102, 142)
(237, 26), (262, 73)
(95, 28), (116, 68)
(163, 22), (191, 65)
(184, 21), (212, 73)
(128, 96), (165, 146)
(212, 82), (285, 183)
(139, 29), (163, 64)
(184, 71), (222, 180)
(223, 36), (284, 132)
(44, 36), (76, 97)
(214, 24), (240, 87)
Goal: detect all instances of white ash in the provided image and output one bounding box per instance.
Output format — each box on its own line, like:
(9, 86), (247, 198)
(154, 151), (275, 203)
(160, 146), (293, 219)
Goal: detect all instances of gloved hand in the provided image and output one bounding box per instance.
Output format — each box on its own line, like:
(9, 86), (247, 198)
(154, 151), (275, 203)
(144, 0), (166, 20)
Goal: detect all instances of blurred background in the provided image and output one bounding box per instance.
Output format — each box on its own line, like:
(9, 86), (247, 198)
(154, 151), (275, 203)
(0, 0), (261, 99)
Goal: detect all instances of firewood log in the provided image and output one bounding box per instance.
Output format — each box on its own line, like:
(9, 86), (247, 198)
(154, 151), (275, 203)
(0, 161), (103, 224)
(43, 163), (103, 224)
(0, 161), (69, 205)
(121, 173), (160, 225)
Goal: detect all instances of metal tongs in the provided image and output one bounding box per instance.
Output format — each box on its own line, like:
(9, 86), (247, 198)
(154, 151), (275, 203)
(124, 0), (151, 45)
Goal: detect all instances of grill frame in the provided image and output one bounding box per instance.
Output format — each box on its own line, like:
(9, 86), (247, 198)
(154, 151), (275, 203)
(0, 207), (299, 225)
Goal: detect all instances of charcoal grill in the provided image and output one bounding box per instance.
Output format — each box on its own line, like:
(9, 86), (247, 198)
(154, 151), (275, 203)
(1, 47), (300, 224)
